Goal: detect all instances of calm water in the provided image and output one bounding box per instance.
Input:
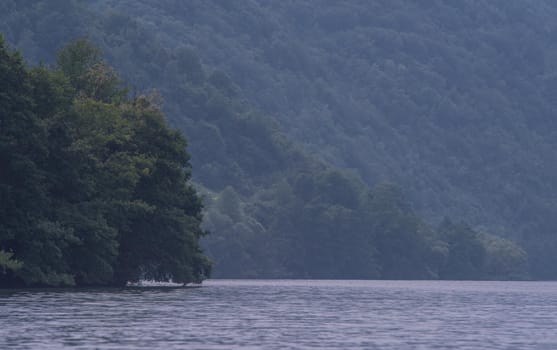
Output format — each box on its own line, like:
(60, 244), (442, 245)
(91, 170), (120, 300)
(1, 280), (557, 349)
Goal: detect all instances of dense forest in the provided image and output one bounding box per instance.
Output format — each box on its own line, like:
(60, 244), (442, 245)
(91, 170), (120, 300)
(0, 36), (210, 286)
(1, 0), (555, 281)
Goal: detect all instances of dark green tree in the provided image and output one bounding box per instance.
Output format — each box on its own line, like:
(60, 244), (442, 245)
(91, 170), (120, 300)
(438, 220), (486, 280)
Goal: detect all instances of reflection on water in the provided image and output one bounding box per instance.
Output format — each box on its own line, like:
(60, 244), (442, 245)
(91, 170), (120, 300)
(1, 280), (557, 349)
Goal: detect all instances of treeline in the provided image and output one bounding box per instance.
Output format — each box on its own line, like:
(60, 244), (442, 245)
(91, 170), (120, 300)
(0, 1), (536, 281)
(0, 36), (210, 287)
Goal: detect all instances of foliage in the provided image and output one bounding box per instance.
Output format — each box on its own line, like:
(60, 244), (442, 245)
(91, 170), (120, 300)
(0, 0), (545, 280)
(479, 232), (529, 280)
(0, 250), (22, 274)
(0, 36), (209, 287)
(75, 0), (553, 279)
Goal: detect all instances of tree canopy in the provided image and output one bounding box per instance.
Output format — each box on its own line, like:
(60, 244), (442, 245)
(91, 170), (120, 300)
(0, 36), (210, 287)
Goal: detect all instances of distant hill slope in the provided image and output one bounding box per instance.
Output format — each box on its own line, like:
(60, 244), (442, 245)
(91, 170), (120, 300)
(0, 0), (551, 279)
(84, 0), (557, 278)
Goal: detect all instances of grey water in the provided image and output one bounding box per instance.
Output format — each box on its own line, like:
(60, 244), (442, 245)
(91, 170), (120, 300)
(1, 280), (557, 349)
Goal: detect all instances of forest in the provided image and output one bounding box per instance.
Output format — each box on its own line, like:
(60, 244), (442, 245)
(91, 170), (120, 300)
(1, 0), (556, 284)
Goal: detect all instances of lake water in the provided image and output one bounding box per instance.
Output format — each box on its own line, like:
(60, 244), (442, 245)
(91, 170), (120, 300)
(1, 280), (557, 349)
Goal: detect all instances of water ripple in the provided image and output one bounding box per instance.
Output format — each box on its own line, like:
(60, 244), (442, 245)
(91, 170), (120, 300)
(1, 280), (557, 349)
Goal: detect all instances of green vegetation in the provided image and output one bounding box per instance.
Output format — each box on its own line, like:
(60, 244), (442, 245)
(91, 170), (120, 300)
(0, 0), (548, 281)
(0, 36), (209, 287)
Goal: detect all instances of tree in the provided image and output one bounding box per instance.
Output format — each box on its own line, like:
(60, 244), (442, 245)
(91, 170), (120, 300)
(113, 97), (211, 284)
(57, 38), (126, 102)
(438, 220), (486, 280)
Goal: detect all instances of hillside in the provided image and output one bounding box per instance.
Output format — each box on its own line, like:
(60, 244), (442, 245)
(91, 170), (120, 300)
(88, 0), (557, 278)
(0, 0), (551, 279)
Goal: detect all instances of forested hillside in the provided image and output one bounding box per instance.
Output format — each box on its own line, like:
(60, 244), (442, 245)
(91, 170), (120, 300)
(1, 0), (553, 279)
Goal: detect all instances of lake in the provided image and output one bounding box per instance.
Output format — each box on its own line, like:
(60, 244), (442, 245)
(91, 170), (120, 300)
(1, 280), (557, 349)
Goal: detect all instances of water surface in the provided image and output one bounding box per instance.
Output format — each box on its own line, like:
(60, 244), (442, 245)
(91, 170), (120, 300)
(1, 280), (557, 349)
